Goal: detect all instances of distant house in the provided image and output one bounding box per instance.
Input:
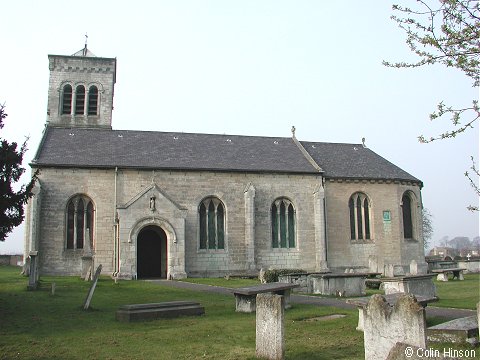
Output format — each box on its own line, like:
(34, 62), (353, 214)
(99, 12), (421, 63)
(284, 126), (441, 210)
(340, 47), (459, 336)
(459, 248), (480, 258)
(428, 247), (458, 260)
(23, 47), (427, 279)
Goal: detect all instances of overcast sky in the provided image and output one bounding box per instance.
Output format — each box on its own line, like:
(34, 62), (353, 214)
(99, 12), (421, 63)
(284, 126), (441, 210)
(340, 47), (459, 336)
(0, 1), (478, 254)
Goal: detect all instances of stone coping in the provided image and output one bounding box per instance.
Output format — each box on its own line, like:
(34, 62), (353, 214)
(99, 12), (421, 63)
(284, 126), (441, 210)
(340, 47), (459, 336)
(431, 267), (466, 273)
(309, 272), (375, 279)
(346, 293), (438, 308)
(232, 282), (298, 296)
(380, 274), (437, 282)
(280, 271), (331, 276)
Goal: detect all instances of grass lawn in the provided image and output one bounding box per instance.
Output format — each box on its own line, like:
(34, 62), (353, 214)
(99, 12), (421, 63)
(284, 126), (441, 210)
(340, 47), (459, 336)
(0, 266), (363, 359)
(1, 267), (478, 359)
(432, 273), (480, 310)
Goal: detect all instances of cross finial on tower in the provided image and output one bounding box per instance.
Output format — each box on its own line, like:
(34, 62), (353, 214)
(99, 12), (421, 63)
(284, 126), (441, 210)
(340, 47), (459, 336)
(291, 125), (296, 139)
(83, 33), (88, 56)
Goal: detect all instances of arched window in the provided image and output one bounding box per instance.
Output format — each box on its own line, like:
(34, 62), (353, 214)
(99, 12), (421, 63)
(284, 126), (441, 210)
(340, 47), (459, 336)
(66, 195), (95, 250)
(199, 197), (225, 250)
(61, 84), (73, 115)
(271, 198), (295, 248)
(75, 85), (86, 115)
(88, 85), (98, 115)
(349, 192), (371, 240)
(402, 192), (414, 239)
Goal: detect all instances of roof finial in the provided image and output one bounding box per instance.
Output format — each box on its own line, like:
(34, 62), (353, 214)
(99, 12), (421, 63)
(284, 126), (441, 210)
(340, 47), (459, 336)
(362, 137), (366, 148)
(291, 125), (296, 139)
(83, 33), (88, 56)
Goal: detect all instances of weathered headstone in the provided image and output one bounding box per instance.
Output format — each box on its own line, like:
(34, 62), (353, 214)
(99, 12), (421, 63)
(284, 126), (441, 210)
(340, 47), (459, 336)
(385, 264), (395, 277)
(410, 260), (418, 275)
(259, 268), (266, 283)
(83, 264), (102, 310)
(84, 265), (92, 281)
(363, 294), (426, 360)
(256, 293), (284, 360)
(51, 282), (56, 296)
(27, 251), (39, 291)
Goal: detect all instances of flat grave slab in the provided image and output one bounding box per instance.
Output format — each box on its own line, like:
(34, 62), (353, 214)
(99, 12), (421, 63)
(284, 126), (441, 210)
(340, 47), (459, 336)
(308, 272), (372, 296)
(232, 282), (298, 313)
(116, 300), (205, 322)
(431, 267), (466, 281)
(428, 316), (478, 344)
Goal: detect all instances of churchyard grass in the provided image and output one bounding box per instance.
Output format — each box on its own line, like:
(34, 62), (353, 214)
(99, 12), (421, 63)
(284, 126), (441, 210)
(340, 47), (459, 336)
(0, 266), (364, 359)
(432, 273), (479, 310)
(1, 266), (477, 359)
(181, 275), (480, 309)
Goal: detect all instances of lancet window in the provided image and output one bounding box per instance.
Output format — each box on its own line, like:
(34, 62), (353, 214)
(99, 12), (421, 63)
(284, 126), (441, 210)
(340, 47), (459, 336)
(199, 197), (225, 250)
(271, 198), (296, 248)
(61, 85), (73, 115)
(349, 192), (371, 240)
(60, 84), (99, 116)
(75, 85), (86, 115)
(88, 85), (98, 115)
(402, 192), (416, 239)
(66, 195), (95, 250)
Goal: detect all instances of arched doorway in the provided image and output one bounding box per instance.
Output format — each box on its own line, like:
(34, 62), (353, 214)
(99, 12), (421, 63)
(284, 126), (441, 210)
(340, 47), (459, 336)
(137, 225), (167, 279)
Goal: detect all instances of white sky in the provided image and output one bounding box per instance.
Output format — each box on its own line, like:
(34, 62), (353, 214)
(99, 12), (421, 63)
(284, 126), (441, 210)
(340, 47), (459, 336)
(0, 1), (478, 254)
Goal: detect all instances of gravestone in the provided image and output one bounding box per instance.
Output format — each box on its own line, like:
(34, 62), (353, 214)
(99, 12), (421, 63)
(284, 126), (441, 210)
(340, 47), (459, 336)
(83, 264), (102, 310)
(84, 265), (92, 281)
(256, 293), (284, 360)
(27, 251), (39, 291)
(368, 255), (379, 273)
(382, 274), (437, 299)
(385, 264), (395, 277)
(410, 260), (418, 275)
(363, 294), (426, 360)
(259, 268), (266, 283)
(428, 316), (478, 344)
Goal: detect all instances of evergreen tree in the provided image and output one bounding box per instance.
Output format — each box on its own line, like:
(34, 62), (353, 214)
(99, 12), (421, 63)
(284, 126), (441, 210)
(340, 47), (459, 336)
(0, 104), (38, 241)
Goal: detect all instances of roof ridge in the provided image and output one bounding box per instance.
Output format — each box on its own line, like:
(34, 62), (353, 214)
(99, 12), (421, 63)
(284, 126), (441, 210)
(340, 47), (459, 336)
(61, 127), (296, 141)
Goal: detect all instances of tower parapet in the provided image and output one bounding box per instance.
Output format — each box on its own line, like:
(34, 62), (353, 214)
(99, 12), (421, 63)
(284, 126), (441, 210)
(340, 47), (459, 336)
(46, 48), (116, 129)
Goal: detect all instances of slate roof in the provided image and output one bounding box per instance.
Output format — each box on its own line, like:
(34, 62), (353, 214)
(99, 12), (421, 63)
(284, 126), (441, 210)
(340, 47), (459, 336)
(301, 141), (421, 183)
(32, 127), (421, 184)
(33, 127), (317, 174)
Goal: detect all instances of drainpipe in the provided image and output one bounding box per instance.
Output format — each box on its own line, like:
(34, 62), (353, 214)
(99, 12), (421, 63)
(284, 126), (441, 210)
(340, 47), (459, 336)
(112, 167), (119, 277)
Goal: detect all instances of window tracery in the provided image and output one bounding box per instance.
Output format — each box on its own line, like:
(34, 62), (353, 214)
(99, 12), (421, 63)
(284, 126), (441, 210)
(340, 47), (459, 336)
(66, 195), (95, 250)
(271, 198), (296, 248)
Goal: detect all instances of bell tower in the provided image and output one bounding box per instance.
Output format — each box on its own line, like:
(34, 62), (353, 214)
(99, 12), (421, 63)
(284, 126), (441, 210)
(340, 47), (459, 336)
(46, 44), (116, 129)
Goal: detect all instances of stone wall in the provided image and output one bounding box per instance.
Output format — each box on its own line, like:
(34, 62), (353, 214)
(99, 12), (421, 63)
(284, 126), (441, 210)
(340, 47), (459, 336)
(324, 180), (425, 274)
(457, 260), (480, 273)
(27, 166), (426, 278)
(28, 167), (322, 277)
(0, 255), (23, 266)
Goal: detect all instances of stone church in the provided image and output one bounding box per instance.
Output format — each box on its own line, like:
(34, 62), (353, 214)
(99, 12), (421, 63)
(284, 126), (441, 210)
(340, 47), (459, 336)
(23, 47), (427, 279)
